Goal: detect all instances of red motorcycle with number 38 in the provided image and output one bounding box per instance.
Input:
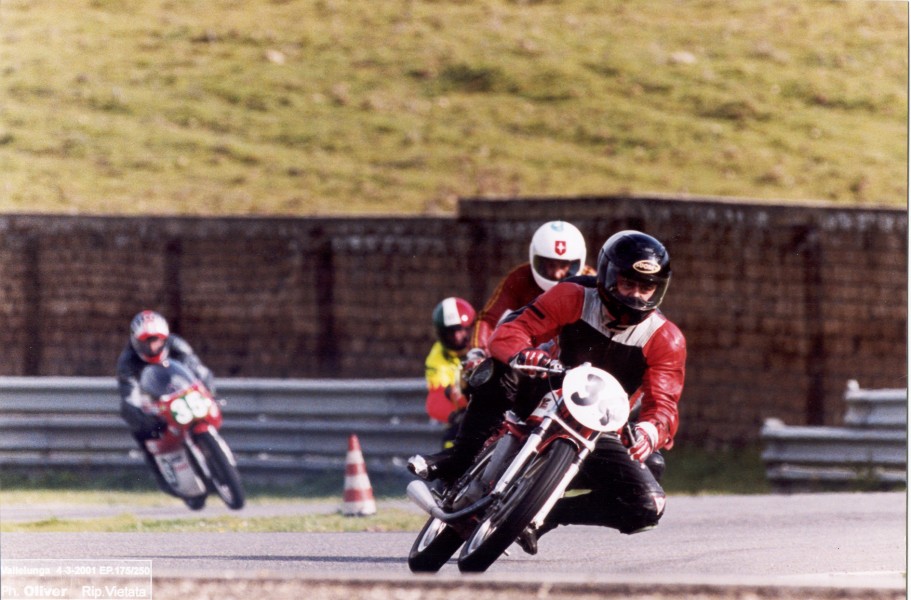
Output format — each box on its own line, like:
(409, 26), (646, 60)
(139, 361), (245, 510)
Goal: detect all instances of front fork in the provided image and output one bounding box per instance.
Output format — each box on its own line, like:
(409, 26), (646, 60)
(489, 416), (553, 497)
(185, 427), (213, 481)
(495, 410), (600, 530)
(527, 446), (591, 529)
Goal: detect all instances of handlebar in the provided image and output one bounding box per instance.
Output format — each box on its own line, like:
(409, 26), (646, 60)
(509, 361), (565, 377)
(623, 421), (639, 444)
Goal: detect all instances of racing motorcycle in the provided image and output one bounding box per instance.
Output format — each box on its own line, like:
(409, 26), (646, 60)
(139, 361), (245, 510)
(407, 360), (630, 573)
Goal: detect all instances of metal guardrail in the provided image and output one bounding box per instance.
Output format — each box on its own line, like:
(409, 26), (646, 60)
(760, 380), (908, 492)
(0, 377), (444, 482)
(10, 376), (905, 491)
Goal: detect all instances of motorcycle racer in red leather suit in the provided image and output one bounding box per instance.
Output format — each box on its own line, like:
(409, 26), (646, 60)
(409, 230), (686, 554)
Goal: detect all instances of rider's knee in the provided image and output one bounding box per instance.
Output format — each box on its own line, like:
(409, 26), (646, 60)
(645, 451), (666, 482)
(618, 491), (667, 534)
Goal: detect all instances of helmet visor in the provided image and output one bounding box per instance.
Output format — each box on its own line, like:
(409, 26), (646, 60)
(440, 326), (470, 352)
(136, 335), (167, 359)
(532, 256), (581, 284)
(602, 264), (669, 312)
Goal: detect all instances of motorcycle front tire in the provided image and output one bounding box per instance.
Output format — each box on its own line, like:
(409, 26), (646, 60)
(457, 437), (577, 573)
(408, 517), (464, 572)
(194, 430), (246, 510)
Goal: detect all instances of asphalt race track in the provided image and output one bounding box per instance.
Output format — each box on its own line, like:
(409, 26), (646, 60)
(1, 492), (906, 599)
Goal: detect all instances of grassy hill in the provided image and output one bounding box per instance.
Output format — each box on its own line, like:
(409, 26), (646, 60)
(1, 0), (907, 216)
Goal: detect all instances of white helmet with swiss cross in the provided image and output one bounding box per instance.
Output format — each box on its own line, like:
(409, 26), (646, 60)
(528, 221), (587, 292)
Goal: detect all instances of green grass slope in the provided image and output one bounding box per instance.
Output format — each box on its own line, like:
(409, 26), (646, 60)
(1, 0), (906, 215)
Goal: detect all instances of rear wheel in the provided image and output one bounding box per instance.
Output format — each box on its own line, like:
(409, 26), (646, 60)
(408, 517), (464, 572)
(194, 430), (246, 510)
(183, 495), (206, 511)
(457, 438), (577, 573)
(407, 437), (508, 572)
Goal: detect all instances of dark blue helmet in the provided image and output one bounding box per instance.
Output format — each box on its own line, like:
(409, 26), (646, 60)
(596, 231), (671, 327)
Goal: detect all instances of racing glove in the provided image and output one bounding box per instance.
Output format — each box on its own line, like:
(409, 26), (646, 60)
(461, 347), (488, 374)
(623, 421), (659, 463)
(444, 383), (467, 409)
(510, 348), (560, 378)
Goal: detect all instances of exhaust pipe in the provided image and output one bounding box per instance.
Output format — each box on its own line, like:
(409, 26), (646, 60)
(406, 480), (494, 523)
(407, 480), (447, 520)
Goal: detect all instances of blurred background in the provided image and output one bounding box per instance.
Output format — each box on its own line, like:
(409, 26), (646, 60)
(0, 0), (906, 492)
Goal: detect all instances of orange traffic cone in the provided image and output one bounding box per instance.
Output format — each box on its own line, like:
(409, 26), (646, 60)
(340, 433), (377, 516)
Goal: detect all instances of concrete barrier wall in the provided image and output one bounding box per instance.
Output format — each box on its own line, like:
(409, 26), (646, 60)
(0, 194), (905, 447)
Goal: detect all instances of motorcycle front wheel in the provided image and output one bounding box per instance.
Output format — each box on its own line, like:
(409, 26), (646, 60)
(194, 430), (246, 510)
(457, 437), (577, 573)
(408, 517), (464, 572)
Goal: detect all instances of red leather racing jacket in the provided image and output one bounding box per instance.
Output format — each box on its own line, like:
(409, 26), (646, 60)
(471, 263), (542, 352)
(472, 262), (596, 353)
(488, 277), (686, 451)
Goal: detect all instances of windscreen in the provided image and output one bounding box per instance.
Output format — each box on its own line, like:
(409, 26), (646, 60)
(139, 361), (197, 399)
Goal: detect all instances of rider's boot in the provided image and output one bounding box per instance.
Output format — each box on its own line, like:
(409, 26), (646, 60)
(406, 451), (453, 482)
(516, 520), (558, 555)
